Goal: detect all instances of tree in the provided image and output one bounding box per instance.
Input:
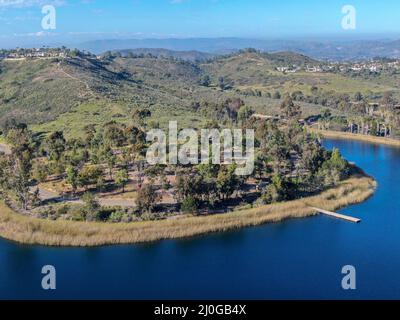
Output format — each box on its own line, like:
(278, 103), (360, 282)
(0, 155), (9, 189)
(382, 92), (396, 109)
(272, 91), (281, 99)
(84, 124), (97, 147)
(354, 92), (363, 102)
(132, 108), (151, 128)
(299, 139), (325, 174)
(224, 98), (244, 122)
(216, 164), (241, 200)
(218, 77), (225, 90)
(175, 169), (210, 203)
(265, 126), (291, 175)
(5, 127), (35, 210)
(78, 166), (103, 191)
(145, 164), (165, 181)
(311, 86), (319, 95)
(103, 122), (126, 147)
(93, 172), (104, 192)
(200, 75), (211, 87)
(238, 106), (255, 124)
(66, 165), (79, 194)
(318, 148), (349, 186)
(44, 131), (66, 161)
(81, 192), (101, 221)
(125, 125), (145, 147)
(32, 161), (48, 183)
(280, 95), (302, 120)
(261, 174), (290, 204)
(181, 196), (199, 214)
(136, 184), (160, 213)
(115, 169), (129, 193)
(8, 153), (32, 210)
(101, 146), (116, 179)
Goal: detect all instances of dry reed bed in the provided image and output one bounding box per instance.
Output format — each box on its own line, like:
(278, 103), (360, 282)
(309, 128), (400, 148)
(0, 174), (376, 247)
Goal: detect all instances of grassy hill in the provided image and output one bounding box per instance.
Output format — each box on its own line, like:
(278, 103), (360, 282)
(1, 49), (396, 138)
(104, 48), (215, 62)
(0, 58), (85, 127)
(202, 50), (394, 94)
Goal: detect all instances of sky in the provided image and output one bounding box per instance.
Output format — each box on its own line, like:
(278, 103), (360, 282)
(0, 0), (400, 48)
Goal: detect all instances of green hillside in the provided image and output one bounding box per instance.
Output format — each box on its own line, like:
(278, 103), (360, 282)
(1, 49), (397, 138)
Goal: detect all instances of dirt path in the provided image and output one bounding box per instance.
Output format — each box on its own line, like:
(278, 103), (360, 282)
(36, 186), (137, 208)
(57, 62), (95, 98)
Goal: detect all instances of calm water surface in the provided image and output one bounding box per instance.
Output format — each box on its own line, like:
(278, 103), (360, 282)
(0, 139), (399, 299)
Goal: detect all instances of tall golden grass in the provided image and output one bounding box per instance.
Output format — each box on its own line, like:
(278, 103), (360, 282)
(0, 174), (376, 247)
(309, 128), (400, 148)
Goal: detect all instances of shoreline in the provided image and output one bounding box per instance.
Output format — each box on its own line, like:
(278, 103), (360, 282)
(309, 128), (400, 148)
(0, 173), (376, 247)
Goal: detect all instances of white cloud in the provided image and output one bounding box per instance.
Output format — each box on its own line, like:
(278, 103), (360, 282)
(0, 0), (65, 8)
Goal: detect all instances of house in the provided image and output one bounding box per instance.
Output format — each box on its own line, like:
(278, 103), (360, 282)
(305, 66), (322, 73)
(351, 64), (362, 71)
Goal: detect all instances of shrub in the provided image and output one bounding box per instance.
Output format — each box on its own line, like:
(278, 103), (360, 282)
(109, 211), (124, 223)
(136, 184), (160, 213)
(181, 196), (198, 214)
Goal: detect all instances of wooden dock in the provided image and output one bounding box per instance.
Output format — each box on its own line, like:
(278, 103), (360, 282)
(311, 207), (361, 223)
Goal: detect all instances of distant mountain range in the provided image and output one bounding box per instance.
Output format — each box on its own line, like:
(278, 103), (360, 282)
(101, 48), (215, 62)
(78, 37), (400, 61)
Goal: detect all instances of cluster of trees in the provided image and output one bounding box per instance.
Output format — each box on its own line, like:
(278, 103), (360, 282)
(0, 95), (352, 222)
(0, 108), (151, 212)
(251, 96), (350, 204)
(281, 85), (400, 138)
(174, 163), (245, 213)
(197, 98), (256, 125)
(0, 126), (38, 210)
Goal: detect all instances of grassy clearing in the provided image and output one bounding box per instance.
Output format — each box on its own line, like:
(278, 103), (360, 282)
(238, 72), (393, 95)
(309, 128), (400, 148)
(31, 100), (209, 139)
(0, 173), (376, 247)
(31, 101), (130, 138)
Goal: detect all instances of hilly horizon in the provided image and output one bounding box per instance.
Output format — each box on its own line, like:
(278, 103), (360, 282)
(1, 48), (397, 138)
(77, 37), (400, 61)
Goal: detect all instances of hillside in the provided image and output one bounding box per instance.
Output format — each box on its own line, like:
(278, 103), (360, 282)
(201, 50), (393, 94)
(79, 37), (400, 61)
(0, 49), (396, 137)
(0, 58), (85, 127)
(104, 48), (215, 62)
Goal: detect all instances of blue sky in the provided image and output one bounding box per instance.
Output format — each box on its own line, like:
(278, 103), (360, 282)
(0, 0), (400, 47)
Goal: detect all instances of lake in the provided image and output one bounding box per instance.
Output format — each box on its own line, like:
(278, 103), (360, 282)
(1, 138), (400, 299)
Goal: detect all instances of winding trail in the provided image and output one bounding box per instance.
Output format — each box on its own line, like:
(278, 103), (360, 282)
(57, 62), (95, 98)
(36, 186), (136, 208)
(2, 140), (137, 208)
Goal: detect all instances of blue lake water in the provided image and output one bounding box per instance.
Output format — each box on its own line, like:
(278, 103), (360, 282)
(0, 139), (400, 300)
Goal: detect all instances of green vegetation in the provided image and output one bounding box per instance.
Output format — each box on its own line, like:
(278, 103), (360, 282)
(0, 47), (386, 245)
(0, 94), (356, 225)
(0, 174), (376, 246)
(2, 48), (398, 139)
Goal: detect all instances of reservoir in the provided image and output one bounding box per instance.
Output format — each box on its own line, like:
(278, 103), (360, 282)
(1, 138), (400, 299)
